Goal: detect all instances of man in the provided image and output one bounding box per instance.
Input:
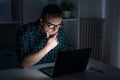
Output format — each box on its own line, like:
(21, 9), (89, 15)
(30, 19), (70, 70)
(16, 4), (72, 68)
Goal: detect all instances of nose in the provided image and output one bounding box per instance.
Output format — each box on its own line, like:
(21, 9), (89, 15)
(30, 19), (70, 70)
(53, 27), (58, 31)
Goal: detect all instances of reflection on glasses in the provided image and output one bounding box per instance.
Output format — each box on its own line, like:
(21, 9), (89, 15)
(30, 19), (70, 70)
(44, 21), (63, 29)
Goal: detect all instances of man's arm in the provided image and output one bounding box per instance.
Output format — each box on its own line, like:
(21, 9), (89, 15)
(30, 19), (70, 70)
(20, 33), (58, 68)
(20, 44), (52, 68)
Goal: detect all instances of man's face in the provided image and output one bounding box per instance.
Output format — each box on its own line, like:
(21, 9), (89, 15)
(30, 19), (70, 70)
(42, 17), (63, 36)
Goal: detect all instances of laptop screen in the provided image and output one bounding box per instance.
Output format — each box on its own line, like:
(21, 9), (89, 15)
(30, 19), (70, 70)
(40, 48), (92, 77)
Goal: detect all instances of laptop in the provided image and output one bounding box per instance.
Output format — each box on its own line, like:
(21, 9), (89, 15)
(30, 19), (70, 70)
(39, 48), (92, 77)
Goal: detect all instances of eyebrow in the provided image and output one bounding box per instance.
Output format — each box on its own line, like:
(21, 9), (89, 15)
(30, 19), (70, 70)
(46, 21), (62, 26)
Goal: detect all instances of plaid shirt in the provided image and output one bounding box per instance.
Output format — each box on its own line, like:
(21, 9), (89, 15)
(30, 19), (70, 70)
(16, 20), (72, 64)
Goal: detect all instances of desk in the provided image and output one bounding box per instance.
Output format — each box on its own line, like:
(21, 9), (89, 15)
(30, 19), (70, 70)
(0, 59), (120, 80)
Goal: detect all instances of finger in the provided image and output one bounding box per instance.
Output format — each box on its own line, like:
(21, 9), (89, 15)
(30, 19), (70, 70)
(53, 33), (58, 38)
(46, 32), (49, 38)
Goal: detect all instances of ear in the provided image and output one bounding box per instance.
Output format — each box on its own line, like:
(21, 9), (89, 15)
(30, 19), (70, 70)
(39, 18), (43, 26)
(40, 18), (43, 22)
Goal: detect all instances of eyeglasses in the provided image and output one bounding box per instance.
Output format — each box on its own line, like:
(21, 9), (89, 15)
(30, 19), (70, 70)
(44, 20), (63, 29)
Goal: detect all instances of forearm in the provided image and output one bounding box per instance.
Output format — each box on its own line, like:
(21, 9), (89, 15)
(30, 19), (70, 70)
(20, 45), (51, 68)
(20, 34), (59, 68)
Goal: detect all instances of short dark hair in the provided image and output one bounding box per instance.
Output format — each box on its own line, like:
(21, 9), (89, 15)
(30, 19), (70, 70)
(40, 4), (62, 20)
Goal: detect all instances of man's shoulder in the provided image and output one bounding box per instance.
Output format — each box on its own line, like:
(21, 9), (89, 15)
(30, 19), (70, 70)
(58, 28), (65, 35)
(59, 28), (64, 32)
(18, 21), (38, 32)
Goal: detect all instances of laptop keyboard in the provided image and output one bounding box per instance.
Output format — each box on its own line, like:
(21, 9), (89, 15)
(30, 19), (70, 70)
(41, 66), (54, 74)
(46, 66), (54, 73)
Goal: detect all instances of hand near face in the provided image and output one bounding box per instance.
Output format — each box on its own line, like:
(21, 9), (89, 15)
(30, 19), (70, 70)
(46, 32), (59, 50)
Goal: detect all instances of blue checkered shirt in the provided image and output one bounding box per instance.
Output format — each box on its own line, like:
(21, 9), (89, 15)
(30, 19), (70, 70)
(16, 20), (72, 64)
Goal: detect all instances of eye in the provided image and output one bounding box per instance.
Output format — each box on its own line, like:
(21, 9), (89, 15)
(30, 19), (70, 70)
(47, 23), (51, 26)
(49, 25), (54, 29)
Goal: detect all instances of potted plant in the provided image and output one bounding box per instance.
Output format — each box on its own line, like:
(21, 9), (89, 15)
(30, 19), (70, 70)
(60, 0), (74, 18)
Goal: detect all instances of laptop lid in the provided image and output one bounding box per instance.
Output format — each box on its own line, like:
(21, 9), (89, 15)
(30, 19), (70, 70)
(40, 48), (92, 77)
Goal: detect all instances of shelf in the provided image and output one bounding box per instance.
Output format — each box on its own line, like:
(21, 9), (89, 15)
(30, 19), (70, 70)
(63, 18), (79, 22)
(0, 21), (20, 24)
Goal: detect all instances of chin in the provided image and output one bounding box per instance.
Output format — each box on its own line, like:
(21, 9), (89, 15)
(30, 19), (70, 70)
(49, 33), (55, 36)
(50, 32), (57, 35)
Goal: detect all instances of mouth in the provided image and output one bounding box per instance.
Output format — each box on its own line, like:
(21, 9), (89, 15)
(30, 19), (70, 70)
(49, 32), (57, 37)
(49, 30), (57, 34)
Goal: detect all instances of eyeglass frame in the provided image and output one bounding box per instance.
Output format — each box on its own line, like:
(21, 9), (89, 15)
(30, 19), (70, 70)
(44, 20), (64, 29)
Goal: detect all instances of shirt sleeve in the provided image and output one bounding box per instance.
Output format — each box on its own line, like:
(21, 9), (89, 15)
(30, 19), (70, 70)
(16, 25), (31, 63)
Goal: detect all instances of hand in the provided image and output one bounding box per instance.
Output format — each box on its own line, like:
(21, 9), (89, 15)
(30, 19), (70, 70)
(46, 32), (59, 50)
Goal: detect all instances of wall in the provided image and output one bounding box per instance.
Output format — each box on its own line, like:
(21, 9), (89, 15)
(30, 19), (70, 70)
(0, 0), (11, 22)
(22, 0), (47, 24)
(102, 0), (120, 68)
(80, 0), (102, 18)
